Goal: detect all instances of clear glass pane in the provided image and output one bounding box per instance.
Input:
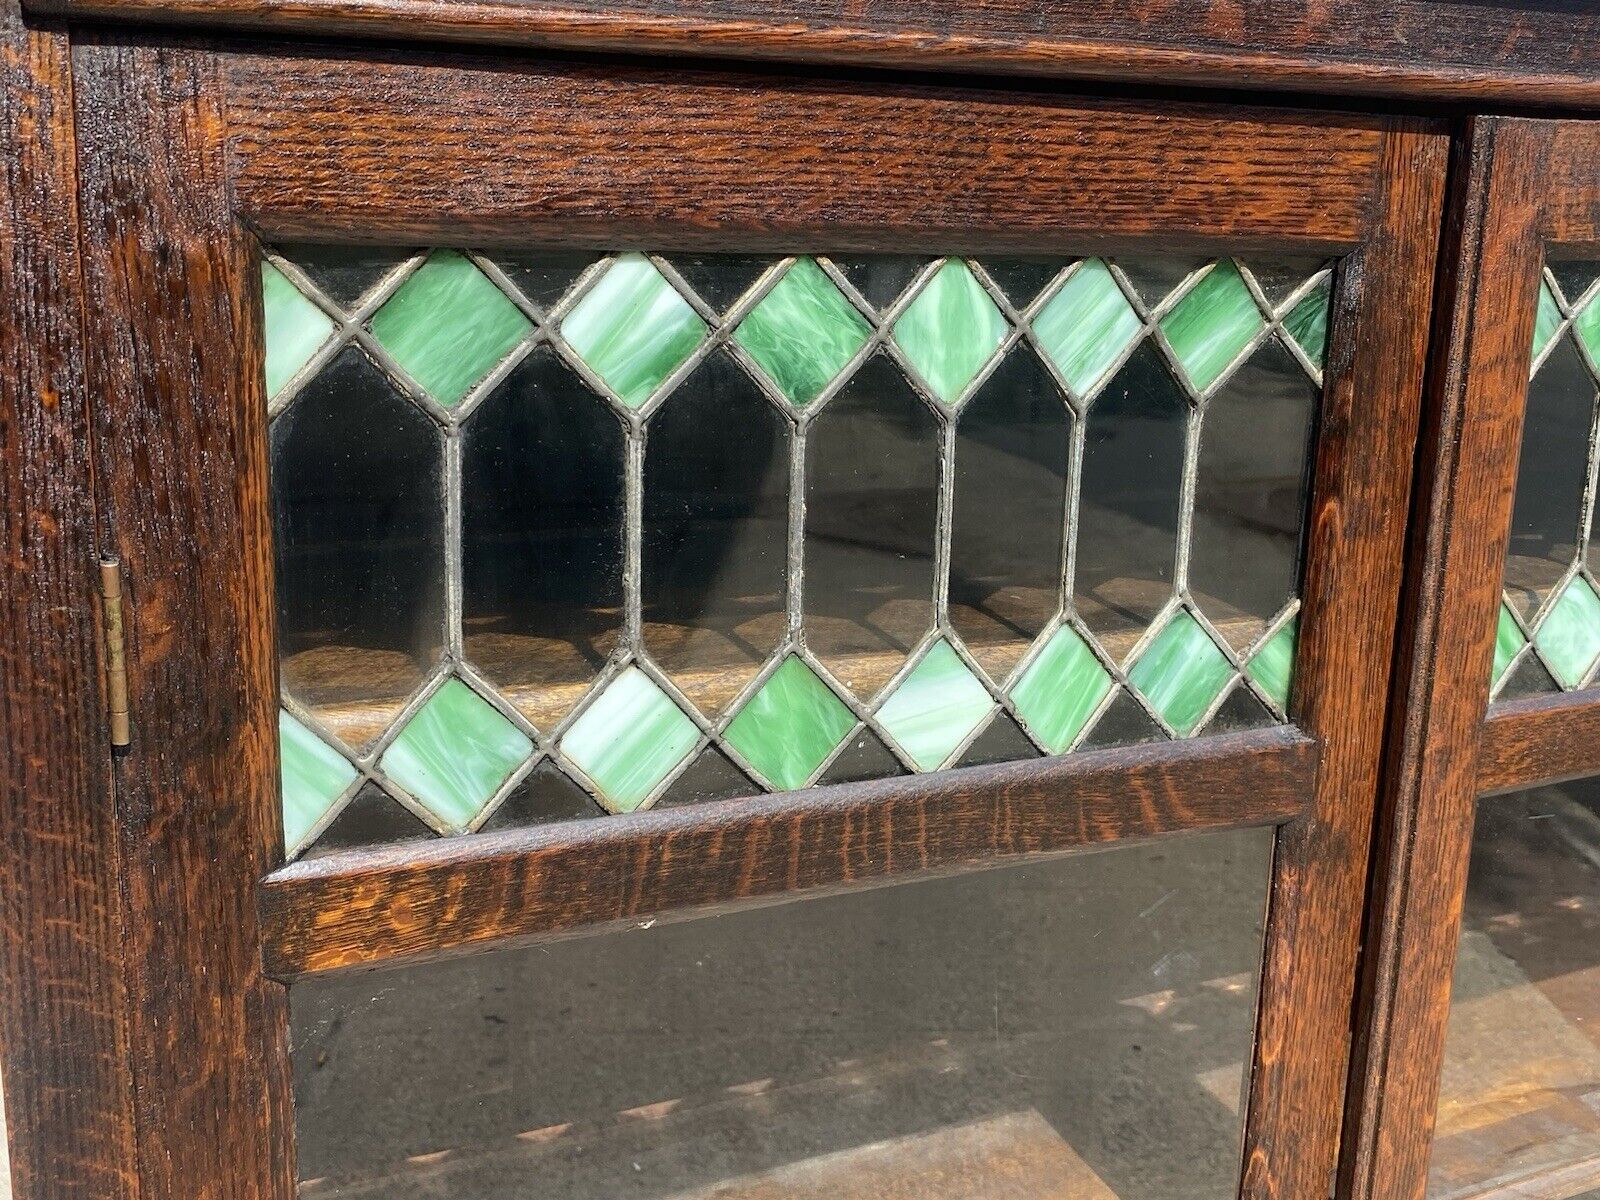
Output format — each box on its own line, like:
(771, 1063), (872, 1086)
(271, 347), (446, 752)
(292, 826), (1274, 1199)
(263, 249), (1324, 855)
(1492, 258), (1600, 700)
(1429, 777), (1600, 1199)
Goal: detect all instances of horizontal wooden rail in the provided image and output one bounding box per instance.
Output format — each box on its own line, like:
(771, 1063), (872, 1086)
(29, 0), (1600, 109)
(222, 50), (1388, 250)
(1477, 691), (1600, 797)
(260, 726), (1316, 978)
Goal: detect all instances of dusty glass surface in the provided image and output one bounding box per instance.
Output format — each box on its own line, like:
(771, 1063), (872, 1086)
(292, 826), (1274, 1200)
(1492, 260), (1600, 699)
(1428, 776), (1600, 1200)
(264, 250), (1327, 856)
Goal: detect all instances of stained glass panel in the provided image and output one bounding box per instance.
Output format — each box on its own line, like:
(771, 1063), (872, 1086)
(1490, 259), (1600, 700)
(263, 250), (1328, 857)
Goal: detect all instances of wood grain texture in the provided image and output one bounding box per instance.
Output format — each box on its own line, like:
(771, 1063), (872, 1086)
(223, 49), (1387, 250)
(1477, 691), (1600, 797)
(23, 0), (1600, 107)
(0, 7), (141, 1199)
(1339, 119), (1551, 1200)
(71, 37), (295, 1200)
(1547, 123), (1600, 246)
(1239, 122), (1449, 1200)
(260, 727), (1316, 978)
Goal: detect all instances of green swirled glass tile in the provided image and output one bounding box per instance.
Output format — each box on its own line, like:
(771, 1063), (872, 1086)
(561, 254), (706, 408)
(733, 257), (870, 407)
(723, 655), (856, 790)
(1532, 280), (1564, 364)
(1283, 276), (1331, 370)
(262, 262), (335, 398)
(1533, 576), (1600, 689)
(891, 260), (1008, 405)
(559, 666), (699, 811)
(379, 677), (533, 829)
(279, 709), (358, 852)
(1246, 618), (1297, 712)
(369, 251), (532, 407)
(876, 639), (996, 770)
(1031, 258), (1142, 398)
(1159, 261), (1264, 392)
(1009, 627), (1112, 753)
(1574, 292), (1600, 363)
(1493, 603), (1526, 686)
(1130, 610), (1236, 735)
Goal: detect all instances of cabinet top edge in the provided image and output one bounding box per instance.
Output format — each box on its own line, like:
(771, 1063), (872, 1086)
(31, 0), (1600, 110)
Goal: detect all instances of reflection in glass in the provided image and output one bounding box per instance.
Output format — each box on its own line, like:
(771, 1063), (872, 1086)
(1505, 338), (1594, 617)
(949, 345), (1071, 682)
(1189, 337), (1317, 652)
(292, 826), (1274, 1200)
(272, 347), (446, 750)
(643, 349), (789, 716)
(1075, 343), (1187, 655)
(462, 347), (626, 732)
(804, 354), (939, 699)
(1491, 259), (1600, 699)
(1429, 778), (1600, 1199)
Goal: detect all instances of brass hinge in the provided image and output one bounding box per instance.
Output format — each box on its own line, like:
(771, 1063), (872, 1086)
(98, 557), (131, 750)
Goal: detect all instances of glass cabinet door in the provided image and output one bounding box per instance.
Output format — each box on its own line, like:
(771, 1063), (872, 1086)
(1343, 120), (1600, 1200)
(68, 40), (1445, 1199)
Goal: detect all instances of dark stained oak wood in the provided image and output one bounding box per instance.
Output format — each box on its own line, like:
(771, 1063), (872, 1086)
(71, 38), (296, 1200)
(1238, 121), (1448, 1200)
(65, 40), (1451, 1195)
(1340, 119), (1554, 1200)
(0, 6), (142, 1198)
(223, 49), (1387, 250)
(1477, 692), (1600, 797)
(1547, 123), (1600, 246)
(260, 727), (1317, 978)
(23, 0), (1600, 108)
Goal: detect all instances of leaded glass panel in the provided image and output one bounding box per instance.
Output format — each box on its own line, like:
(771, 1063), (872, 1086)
(264, 250), (1329, 858)
(1491, 260), (1600, 699)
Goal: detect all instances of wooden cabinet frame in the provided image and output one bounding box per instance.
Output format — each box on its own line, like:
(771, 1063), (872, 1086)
(7, 24), (1450, 1198)
(1343, 116), (1600, 1200)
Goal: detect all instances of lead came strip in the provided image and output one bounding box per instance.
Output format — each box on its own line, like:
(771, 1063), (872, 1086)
(264, 247), (1331, 859)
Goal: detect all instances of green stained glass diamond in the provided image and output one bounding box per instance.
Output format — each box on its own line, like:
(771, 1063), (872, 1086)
(1009, 627), (1112, 753)
(1574, 293), (1600, 363)
(1246, 618), (1297, 712)
(876, 639), (996, 770)
(733, 258), (870, 407)
(1283, 276), (1331, 370)
(1534, 576), (1600, 688)
(1130, 610), (1236, 735)
(723, 655), (856, 790)
(1032, 259), (1142, 397)
(279, 709), (358, 852)
(1532, 279), (1564, 363)
(369, 251), (532, 406)
(1492, 603), (1526, 686)
(1159, 261), (1265, 392)
(560, 666), (699, 811)
(561, 254), (706, 408)
(262, 262), (335, 398)
(379, 678), (533, 830)
(892, 260), (1008, 405)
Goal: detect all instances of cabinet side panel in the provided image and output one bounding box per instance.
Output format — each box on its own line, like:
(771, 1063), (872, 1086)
(72, 37), (293, 1200)
(0, 6), (141, 1199)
